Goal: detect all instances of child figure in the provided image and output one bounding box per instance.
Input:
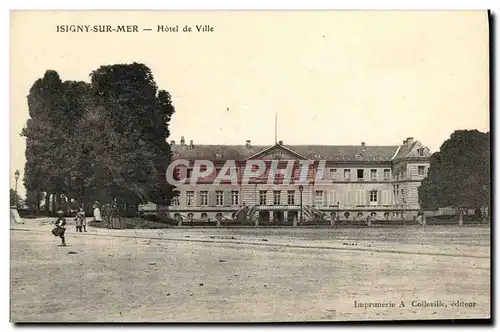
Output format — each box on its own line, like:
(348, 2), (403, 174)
(74, 208), (86, 232)
(51, 210), (67, 246)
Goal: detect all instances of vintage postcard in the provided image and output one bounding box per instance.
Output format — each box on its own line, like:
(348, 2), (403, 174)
(9, 10), (490, 323)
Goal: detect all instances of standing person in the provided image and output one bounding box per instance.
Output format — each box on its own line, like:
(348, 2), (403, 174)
(80, 208), (87, 232)
(93, 202), (102, 223)
(74, 208), (86, 232)
(51, 210), (67, 246)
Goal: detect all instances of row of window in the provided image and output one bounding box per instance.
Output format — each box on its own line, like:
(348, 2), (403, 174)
(174, 211), (402, 222)
(258, 189), (381, 206)
(172, 190), (240, 207)
(172, 187), (414, 207)
(332, 169), (391, 181)
(182, 167), (426, 180)
(172, 189), (394, 207)
(258, 190), (298, 205)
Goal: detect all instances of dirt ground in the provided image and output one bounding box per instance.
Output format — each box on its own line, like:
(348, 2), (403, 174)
(10, 219), (490, 322)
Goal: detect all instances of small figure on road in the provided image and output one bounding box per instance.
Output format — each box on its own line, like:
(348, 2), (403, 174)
(51, 210), (67, 246)
(93, 202), (102, 223)
(75, 208), (86, 232)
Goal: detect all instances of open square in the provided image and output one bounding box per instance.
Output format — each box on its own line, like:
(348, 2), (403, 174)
(10, 221), (490, 322)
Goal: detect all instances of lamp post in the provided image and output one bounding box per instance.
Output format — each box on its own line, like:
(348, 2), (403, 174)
(337, 201), (340, 222)
(14, 169), (20, 196)
(299, 185), (304, 224)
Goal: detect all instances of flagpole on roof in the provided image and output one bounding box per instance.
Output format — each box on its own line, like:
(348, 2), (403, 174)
(275, 112), (278, 144)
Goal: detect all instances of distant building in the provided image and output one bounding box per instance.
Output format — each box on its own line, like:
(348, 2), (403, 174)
(162, 136), (431, 223)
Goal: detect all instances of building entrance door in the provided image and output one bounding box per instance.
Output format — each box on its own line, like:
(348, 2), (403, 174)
(259, 211), (270, 221)
(273, 211), (284, 222)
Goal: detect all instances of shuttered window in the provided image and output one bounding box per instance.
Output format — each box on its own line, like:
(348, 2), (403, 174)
(200, 191), (208, 206)
(186, 191), (194, 206)
(215, 191), (223, 206)
(315, 190), (323, 206)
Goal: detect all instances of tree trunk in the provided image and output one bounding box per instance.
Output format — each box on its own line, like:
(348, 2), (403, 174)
(51, 193), (56, 216)
(35, 190), (40, 214)
(458, 206), (463, 226)
(45, 193), (50, 216)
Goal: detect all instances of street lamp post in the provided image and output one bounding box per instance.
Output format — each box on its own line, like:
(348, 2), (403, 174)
(299, 185), (304, 224)
(14, 170), (20, 204)
(337, 201), (340, 222)
(14, 170), (19, 207)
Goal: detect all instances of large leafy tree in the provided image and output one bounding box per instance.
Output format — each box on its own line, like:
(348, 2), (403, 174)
(22, 70), (66, 214)
(22, 63), (176, 215)
(418, 130), (490, 213)
(88, 63), (176, 207)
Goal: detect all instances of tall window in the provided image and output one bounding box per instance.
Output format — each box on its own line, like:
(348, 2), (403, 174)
(357, 169), (364, 180)
(231, 191), (239, 206)
(384, 169), (390, 180)
(186, 191), (194, 206)
(330, 168), (337, 180)
(418, 148), (424, 157)
(187, 169), (193, 178)
(370, 169), (377, 180)
(287, 190), (295, 205)
(215, 191), (224, 206)
(259, 190), (267, 205)
(315, 190), (323, 206)
(344, 169), (351, 180)
(200, 191), (208, 206)
(418, 166), (425, 176)
(273, 191), (281, 205)
(369, 190), (378, 203)
(171, 196), (179, 206)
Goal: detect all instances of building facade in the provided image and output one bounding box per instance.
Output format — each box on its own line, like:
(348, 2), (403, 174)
(162, 136), (431, 223)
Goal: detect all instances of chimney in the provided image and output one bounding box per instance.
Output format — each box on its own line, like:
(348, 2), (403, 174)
(180, 136), (185, 146)
(361, 142), (366, 149)
(170, 140), (176, 145)
(189, 140), (194, 149)
(406, 137), (414, 145)
(245, 140), (251, 148)
(278, 140), (283, 145)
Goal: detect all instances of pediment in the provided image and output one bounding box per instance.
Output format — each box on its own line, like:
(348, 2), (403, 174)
(245, 144), (307, 160)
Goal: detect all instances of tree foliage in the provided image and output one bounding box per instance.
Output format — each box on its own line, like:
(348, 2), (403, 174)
(22, 63), (176, 215)
(418, 130), (490, 211)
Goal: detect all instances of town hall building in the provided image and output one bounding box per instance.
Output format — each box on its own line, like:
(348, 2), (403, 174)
(162, 136), (432, 224)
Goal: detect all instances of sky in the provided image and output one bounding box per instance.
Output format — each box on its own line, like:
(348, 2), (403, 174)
(10, 10), (490, 198)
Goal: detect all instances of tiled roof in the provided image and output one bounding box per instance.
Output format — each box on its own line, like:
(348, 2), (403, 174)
(393, 141), (418, 160)
(172, 143), (401, 162)
(172, 145), (271, 161)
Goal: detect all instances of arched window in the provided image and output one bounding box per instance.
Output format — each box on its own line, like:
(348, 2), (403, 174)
(357, 212), (363, 218)
(384, 212), (390, 219)
(173, 213), (181, 221)
(201, 213), (207, 219)
(370, 212), (376, 218)
(187, 213), (194, 221)
(344, 211), (350, 219)
(216, 213), (223, 221)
